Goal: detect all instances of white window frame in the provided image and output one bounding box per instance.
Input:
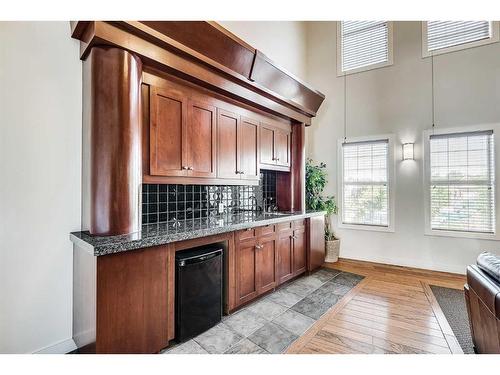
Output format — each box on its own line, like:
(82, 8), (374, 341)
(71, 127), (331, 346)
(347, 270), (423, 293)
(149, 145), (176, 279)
(337, 134), (396, 232)
(422, 21), (500, 58)
(336, 21), (394, 76)
(423, 124), (500, 240)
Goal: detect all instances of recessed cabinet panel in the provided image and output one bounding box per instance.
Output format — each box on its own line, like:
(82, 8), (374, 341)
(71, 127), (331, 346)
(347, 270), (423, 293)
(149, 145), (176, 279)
(150, 88), (187, 177)
(277, 234), (293, 284)
(257, 237), (276, 293)
(259, 122), (291, 171)
(187, 101), (216, 177)
(239, 117), (260, 180)
(274, 130), (290, 167)
(236, 240), (258, 304)
(293, 228), (307, 275)
(260, 125), (275, 166)
(217, 110), (240, 179)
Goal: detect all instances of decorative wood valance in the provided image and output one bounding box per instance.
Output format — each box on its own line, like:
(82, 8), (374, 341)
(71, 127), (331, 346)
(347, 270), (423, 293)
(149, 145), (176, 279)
(70, 21), (325, 125)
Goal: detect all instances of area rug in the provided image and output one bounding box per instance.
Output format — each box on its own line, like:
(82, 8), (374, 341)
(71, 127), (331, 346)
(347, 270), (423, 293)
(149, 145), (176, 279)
(430, 285), (474, 354)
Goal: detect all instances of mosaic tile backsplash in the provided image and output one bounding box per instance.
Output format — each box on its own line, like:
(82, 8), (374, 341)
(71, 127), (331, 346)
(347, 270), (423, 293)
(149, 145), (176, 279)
(142, 171), (277, 224)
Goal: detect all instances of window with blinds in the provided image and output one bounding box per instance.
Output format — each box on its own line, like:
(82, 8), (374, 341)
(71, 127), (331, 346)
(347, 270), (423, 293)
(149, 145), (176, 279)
(424, 21), (497, 56)
(339, 21), (392, 74)
(429, 131), (495, 234)
(342, 139), (389, 226)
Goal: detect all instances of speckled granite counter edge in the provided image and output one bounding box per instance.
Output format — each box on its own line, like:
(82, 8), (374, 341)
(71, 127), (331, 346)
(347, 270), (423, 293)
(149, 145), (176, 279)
(70, 211), (326, 256)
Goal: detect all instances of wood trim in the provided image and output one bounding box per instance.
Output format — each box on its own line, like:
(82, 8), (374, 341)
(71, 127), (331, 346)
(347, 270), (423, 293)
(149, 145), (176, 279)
(421, 282), (464, 354)
(142, 174), (259, 186)
(70, 21), (324, 125)
(286, 277), (370, 353)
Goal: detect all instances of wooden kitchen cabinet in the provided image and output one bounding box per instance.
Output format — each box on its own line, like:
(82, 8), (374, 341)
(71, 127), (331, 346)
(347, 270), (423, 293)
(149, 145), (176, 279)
(150, 87), (216, 178)
(292, 226), (307, 276)
(239, 116), (260, 180)
(277, 231), (294, 284)
(217, 110), (260, 181)
(150, 86), (187, 177)
(235, 236), (259, 306)
(95, 244), (174, 354)
(256, 235), (277, 294)
(235, 228), (276, 307)
(260, 122), (291, 170)
(186, 100), (217, 178)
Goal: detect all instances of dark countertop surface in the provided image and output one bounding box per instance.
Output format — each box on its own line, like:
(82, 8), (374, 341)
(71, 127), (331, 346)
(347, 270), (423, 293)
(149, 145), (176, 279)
(70, 210), (326, 256)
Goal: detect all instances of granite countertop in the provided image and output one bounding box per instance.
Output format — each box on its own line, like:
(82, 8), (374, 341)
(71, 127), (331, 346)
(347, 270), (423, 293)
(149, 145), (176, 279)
(70, 210), (326, 256)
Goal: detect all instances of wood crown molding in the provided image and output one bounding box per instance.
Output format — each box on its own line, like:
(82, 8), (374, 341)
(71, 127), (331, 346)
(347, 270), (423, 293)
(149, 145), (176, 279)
(70, 21), (325, 125)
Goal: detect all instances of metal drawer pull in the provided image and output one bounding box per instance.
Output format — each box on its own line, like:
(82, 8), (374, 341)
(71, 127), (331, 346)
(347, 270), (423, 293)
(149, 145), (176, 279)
(188, 166), (194, 170)
(255, 244), (263, 249)
(182, 166), (189, 170)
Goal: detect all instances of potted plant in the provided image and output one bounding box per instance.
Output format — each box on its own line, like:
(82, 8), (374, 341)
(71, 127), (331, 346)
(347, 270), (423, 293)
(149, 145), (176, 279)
(305, 158), (340, 263)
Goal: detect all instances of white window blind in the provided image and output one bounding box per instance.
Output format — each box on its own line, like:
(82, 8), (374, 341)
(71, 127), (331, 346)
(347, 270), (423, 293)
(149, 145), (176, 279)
(340, 21), (390, 73)
(430, 131), (495, 234)
(426, 21), (492, 52)
(342, 139), (389, 226)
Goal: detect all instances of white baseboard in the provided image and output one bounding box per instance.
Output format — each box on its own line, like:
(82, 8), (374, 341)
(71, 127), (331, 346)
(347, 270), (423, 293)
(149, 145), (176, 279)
(340, 254), (467, 275)
(33, 338), (77, 354)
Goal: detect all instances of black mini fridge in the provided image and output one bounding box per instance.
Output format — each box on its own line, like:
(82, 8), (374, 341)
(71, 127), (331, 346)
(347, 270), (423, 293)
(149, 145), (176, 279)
(175, 245), (223, 342)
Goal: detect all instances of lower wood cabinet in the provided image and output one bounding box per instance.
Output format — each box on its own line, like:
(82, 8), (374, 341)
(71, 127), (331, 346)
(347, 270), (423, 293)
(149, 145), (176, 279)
(95, 244), (174, 354)
(235, 219), (310, 308)
(235, 233), (276, 306)
(256, 235), (277, 294)
(277, 231), (294, 284)
(292, 226), (306, 276)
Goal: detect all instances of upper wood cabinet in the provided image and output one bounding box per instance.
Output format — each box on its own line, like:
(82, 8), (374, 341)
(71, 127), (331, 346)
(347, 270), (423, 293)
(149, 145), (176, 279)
(217, 110), (260, 181)
(239, 117), (260, 180)
(186, 100), (216, 178)
(260, 122), (291, 171)
(146, 78), (291, 184)
(150, 86), (187, 177)
(150, 87), (216, 178)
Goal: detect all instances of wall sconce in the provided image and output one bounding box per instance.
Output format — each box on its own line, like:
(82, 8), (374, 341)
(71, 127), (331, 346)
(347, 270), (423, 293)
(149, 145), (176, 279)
(402, 143), (414, 160)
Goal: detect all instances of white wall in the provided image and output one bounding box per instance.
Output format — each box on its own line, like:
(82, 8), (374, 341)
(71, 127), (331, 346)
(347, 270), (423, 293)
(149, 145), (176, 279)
(305, 21), (500, 274)
(219, 21), (307, 78)
(0, 22), (81, 353)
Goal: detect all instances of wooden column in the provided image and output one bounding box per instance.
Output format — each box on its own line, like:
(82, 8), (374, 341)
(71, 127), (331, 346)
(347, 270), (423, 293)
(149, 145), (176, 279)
(276, 122), (306, 212)
(89, 47), (142, 235)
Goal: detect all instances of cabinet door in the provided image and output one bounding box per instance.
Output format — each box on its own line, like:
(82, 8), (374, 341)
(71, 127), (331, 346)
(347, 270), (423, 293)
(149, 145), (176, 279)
(239, 117), (259, 180)
(277, 232), (294, 285)
(217, 109), (240, 179)
(236, 239), (258, 305)
(186, 100), (216, 178)
(150, 87), (187, 177)
(274, 129), (291, 167)
(292, 227), (307, 276)
(260, 124), (275, 166)
(256, 236), (276, 294)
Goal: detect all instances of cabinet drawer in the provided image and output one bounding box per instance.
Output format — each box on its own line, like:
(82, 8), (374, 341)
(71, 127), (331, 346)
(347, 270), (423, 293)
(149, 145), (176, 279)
(293, 219), (305, 229)
(277, 222), (292, 232)
(258, 224), (275, 237)
(238, 228), (256, 241)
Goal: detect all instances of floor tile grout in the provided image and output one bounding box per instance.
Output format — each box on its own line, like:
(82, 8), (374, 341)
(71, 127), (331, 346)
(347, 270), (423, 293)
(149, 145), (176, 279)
(167, 268), (359, 354)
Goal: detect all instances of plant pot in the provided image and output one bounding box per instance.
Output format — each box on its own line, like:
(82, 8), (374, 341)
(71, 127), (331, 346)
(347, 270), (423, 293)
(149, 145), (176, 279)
(325, 239), (340, 263)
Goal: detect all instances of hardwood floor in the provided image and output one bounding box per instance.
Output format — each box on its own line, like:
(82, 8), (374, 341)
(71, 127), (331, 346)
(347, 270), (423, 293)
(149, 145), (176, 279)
(287, 259), (467, 354)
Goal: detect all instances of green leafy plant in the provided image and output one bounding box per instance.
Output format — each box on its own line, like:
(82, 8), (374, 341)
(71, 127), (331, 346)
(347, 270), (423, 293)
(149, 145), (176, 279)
(306, 158), (338, 241)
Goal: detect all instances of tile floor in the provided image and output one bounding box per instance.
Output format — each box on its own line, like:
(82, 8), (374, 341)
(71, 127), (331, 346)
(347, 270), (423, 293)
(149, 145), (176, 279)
(164, 268), (364, 354)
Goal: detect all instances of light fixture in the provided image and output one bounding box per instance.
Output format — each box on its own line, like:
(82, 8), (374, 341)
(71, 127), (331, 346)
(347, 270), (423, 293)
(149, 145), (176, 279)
(402, 143), (414, 160)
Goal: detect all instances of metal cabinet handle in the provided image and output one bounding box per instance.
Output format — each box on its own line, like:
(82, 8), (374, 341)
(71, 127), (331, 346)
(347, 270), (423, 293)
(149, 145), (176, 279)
(182, 166), (189, 170)
(255, 244), (263, 249)
(188, 166), (194, 170)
